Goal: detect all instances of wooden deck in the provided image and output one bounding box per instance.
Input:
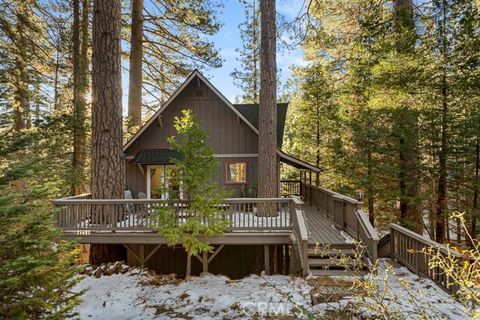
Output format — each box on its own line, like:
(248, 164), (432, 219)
(299, 203), (349, 246)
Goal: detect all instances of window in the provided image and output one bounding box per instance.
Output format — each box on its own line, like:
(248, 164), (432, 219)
(225, 161), (247, 184)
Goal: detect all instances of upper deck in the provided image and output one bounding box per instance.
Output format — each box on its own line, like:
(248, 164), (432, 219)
(53, 180), (379, 275)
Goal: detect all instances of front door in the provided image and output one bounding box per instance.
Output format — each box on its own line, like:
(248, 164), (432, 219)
(147, 165), (182, 199)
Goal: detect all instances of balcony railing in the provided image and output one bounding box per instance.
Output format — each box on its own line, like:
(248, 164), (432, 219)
(53, 196), (295, 232)
(280, 179), (301, 197)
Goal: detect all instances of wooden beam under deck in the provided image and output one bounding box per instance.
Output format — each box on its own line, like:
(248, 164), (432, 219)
(61, 232), (292, 245)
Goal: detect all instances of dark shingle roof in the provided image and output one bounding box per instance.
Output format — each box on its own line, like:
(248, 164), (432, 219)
(131, 149), (183, 164)
(232, 103), (288, 147)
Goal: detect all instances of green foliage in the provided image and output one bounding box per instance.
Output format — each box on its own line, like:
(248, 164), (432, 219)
(137, 0), (222, 105)
(285, 0), (480, 238)
(0, 124), (81, 319)
(152, 109), (230, 267)
(231, 0), (260, 103)
(426, 212), (480, 315)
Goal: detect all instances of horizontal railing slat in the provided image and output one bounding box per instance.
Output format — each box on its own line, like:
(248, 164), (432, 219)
(53, 196), (295, 232)
(389, 223), (463, 294)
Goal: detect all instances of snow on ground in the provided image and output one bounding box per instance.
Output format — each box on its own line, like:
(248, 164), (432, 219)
(73, 260), (471, 319)
(311, 260), (471, 319)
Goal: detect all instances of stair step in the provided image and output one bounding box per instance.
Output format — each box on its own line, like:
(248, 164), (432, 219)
(309, 243), (357, 250)
(308, 258), (358, 268)
(307, 248), (356, 257)
(310, 269), (367, 277)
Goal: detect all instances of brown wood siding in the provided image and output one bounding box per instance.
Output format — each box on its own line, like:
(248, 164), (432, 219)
(124, 79), (260, 197)
(126, 245), (286, 279)
(125, 80), (258, 155)
(125, 162), (144, 197)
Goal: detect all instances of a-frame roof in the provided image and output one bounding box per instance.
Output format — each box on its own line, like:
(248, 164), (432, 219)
(122, 70), (320, 173)
(123, 70), (259, 152)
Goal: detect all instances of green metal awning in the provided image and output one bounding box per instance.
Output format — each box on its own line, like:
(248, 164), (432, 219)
(131, 149), (183, 164)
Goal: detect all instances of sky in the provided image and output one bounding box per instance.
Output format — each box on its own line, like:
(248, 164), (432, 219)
(206, 0), (307, 101)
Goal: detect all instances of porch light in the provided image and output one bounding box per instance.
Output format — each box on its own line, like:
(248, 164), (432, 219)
(355, 189), (364, 201)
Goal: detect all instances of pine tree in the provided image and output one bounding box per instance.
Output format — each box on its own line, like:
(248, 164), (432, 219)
(153, 109), (229, 277)
(127, 0), (143, 128)
(72, 0), (90, 195)
(0, 120), (81, 319)
(132, 0), (222, 108)
(90, 0), (125, 261)
(231, 0), (260, 103)
(258, 0), (278, 213)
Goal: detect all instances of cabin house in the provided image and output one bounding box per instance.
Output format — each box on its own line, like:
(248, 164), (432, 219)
(54, 70), (379, 278)
(123, 70), (318, 200)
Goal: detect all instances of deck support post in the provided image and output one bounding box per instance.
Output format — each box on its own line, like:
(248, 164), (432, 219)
(273, 245), (278, 274)
(309, 171), (312, 205)
(123, 244), (140, 263)
(264, 245), (270, 275)
(198, 245), (225, 273)
(390, 227), (395, 261)
(202, 251), (208, 273)
(145, 244), (161, 264)
(139, 245), (145, 267)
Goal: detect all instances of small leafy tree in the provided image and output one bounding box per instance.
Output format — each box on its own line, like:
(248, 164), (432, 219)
(426, 212), (480, 317)
(152, 109), (230, 277)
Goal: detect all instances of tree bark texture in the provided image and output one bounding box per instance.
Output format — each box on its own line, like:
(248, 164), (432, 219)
(127, 0), (144, 128)
(252, 0), (258, 103)
(90, 0), (125, 263)
(258, 0), (278, 212)
(91, 0), (124, 201)
(72, 0), (89, 195)
(13, 2), (29, 131)
(436, 0), (449, 243)
(471, 137), (479, 244)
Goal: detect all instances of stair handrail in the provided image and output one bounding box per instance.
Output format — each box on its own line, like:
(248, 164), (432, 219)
(290, 197), (309, 276)
(389, 223), (463, 294)
(299, 180), (379, 262)
(355, 208), (379, 261)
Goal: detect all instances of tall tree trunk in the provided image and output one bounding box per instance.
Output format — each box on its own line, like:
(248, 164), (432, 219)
(252, 0), (258, 103)
(34, 76), (41, 125)
(53, 39), (60, 110)
(72, 0), (89, 195)
(436, 80), (448, 243)
(367, 150), (375, 225)
(127, 0), (144, 128)
(90, 0), (125, 261)
(13, 3), (29, 131)
(436, 0), (449, 243)
(471, 136), (479, 244)
(258, 0), (277, 216)
(91, 0), (124, 200)
(394, 0), (422, 233)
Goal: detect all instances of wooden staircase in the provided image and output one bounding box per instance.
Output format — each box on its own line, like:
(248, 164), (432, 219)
(307, 244), (368, 277)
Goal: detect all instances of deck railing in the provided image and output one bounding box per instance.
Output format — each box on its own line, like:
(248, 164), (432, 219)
(389, 223), (463, 294)
(299, 180), (379, 261)
(290, 197), (309, 276)
(53, 196), (294, 232)
(280, 180), (301, 197)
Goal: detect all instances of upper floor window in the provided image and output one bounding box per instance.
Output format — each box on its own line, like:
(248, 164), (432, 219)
(225, 161), (247, 184)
